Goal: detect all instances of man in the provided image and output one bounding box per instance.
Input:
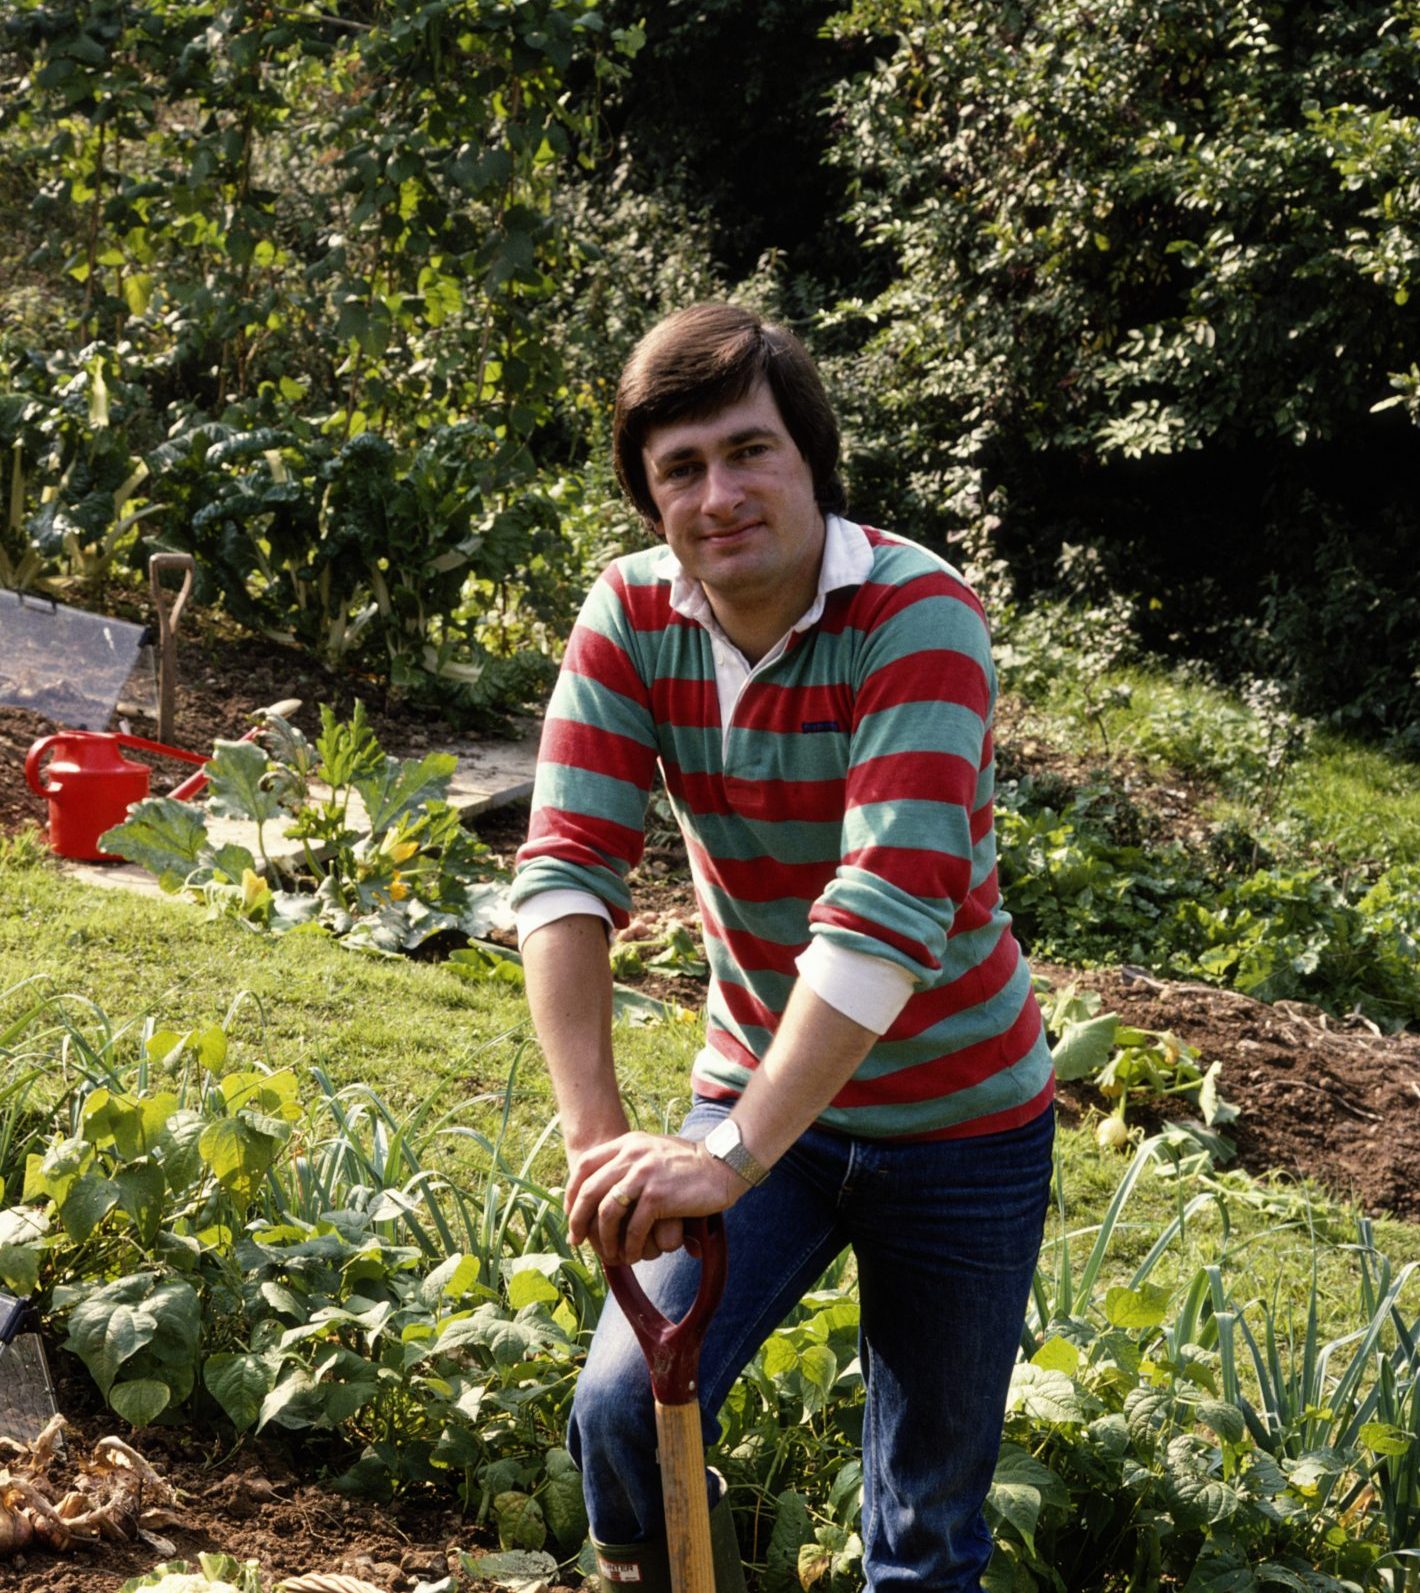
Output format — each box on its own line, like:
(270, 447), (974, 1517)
(512, 303), (1054, 1593)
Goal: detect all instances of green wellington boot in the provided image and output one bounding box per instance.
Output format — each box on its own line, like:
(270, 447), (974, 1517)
(592, 1495), (746, 1593)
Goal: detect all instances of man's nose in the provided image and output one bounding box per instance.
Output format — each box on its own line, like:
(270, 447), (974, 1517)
(701, 458), (743, 517)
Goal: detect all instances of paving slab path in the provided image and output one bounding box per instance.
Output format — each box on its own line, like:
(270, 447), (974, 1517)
(60, 722), (540, 899)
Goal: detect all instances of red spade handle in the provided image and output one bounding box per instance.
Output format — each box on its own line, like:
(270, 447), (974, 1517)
(603, 1214), (727, 1405)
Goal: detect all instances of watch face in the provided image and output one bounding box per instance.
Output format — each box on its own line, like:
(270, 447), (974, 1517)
(705, 1119), (738, 1157)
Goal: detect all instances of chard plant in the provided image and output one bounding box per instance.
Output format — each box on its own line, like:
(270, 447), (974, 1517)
(99, 703), (512, 955)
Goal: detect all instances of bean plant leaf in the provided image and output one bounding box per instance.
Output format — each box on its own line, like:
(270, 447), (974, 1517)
(1358, 1420), (1413, 1457)
(987, 1443), (1068, 1556)
(1051, 1013), (1120, 1082)
(114, 1161), (167, 1246)
(110, 1376), (171, 1427)
(1030, 1336), (1080, 1375)
(206, 739), (283, 823)
(1105, 1282), (1171, 1329)
(494, 1490), (547, 1551)
(1195, 1398), (1247, 1445)
(60, 1170), (120, 1241)
(461, 1550), (558, 1590)
(0, 1242), (40, 1294)
(199, 1116), (288, 1205)
(419, 1253), (481, 1308)
(205, 1351), (278, 1433)
(764, 1490), (814, 1593)
(540, 1452), (588, 1551)
(508, 1270), (559, 1308)
(1007, 1363), (1095, 1426)
(99, 797), (209, 878)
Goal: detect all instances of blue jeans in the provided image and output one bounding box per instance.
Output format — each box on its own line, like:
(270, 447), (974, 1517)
(569, 1097), (1054, 1592)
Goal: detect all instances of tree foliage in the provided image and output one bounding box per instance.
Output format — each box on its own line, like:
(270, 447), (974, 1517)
(0, 0), (637, 704)
(825, 0), (1420, 743)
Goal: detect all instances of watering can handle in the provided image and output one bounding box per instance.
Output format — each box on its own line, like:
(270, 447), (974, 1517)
(24, 735), (64, 797)
(603, 1214), (727, 1405)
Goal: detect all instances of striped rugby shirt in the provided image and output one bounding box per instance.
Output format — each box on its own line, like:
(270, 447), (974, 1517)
(512, 515), (1054, 1140)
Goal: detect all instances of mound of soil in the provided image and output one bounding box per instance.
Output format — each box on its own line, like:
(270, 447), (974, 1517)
(3, 605), (1419, 1593)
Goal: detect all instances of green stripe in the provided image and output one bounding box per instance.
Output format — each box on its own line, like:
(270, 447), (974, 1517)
(852, 698), (984, 758)
(815, 1043), (1052, 1138)
(537, 763), (649, 834)
(698, 885), (815, 945)
(844, 798), (973, 856)
(674, 808), (844, 862)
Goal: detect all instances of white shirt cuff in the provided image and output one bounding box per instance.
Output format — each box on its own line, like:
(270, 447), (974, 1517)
(516, 889), (614, 948)
(795, 938), (917, 1035)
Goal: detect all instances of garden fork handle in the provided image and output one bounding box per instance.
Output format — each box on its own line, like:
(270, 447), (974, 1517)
(603, 1215), (727, 1593)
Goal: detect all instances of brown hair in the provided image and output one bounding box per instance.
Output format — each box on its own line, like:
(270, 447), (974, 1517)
(612, 302), (847, 526)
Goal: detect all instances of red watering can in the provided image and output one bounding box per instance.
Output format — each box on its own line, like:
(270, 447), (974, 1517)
(24, 731), (208, 862)
(26, 699), (302, 862)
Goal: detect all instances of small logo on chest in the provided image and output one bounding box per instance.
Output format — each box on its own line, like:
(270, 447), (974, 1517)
(800, 719), (842, 734)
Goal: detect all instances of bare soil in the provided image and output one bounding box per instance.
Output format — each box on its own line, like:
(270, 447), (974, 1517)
(3, 606), (1419, 1593)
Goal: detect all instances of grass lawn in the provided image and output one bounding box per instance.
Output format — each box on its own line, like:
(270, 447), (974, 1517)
(4, 841), (1416, 1355)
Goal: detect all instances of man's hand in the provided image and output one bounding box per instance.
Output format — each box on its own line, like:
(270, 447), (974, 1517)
(567, 1130), (747, 1266)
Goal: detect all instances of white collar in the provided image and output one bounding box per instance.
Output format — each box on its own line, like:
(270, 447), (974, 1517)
(654, 514), (873, 636)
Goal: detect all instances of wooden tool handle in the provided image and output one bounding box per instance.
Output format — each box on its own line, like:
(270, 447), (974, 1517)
(655, 1398), (715, 1593)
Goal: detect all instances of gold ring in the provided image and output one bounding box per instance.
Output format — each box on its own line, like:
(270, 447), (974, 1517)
(611, 1187), (632, 1208)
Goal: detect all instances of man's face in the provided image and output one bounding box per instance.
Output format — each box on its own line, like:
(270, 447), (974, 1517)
(640, 381), (826, 622)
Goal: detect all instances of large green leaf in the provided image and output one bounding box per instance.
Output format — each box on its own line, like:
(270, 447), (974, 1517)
(353, 752), (456, 834)
(204, 1351), (278, 1433)
(1105, 1281), (1171, 1330)
(99, 797), (209, 879)
(60, 1170), (120, 1240)
(764, 1490), (814, 1593)
(110, 1377), (172, 1427)
(1007, 1363), (1096, 1427)
(65, 1294), (147, 1394)
(987, 1443), (1067, 1556)
(494, 1490), (547, 1551)
(1051, 1012), (1120, 1082)
(114, 1160), (168, 1246)
(541, 1448), (588, 1551)
(206, 739), (283, 824)
(198, 1115), (288, 1205)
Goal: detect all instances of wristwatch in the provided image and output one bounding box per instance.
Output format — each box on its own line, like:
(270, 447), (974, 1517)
(704, 1117), (769, 1188)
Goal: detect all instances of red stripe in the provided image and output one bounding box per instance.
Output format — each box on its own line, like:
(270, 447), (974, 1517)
(663, 764), (848, 825)
(899, 1077), (1055, 1140)
(841, 844), (972, 902)
(700, 903), (805, 976)
(857, 571), (986, 628)
(564, 628), (647, 703)
(715, 978), (779, 1034)
(518, 809), (644, 925)
(808, 903), (939, 971)
(732, 682), (854, 736)
(651, 673), (720, 729)
(540, 720), (656, 789)
(686, 834), (837, 903)
(856, 651), (991, 722)
(703, 1028), (762, 1076)
(608, 568), (670, 632)
(948, 884), (1000, 939)
(830, 996), (1044, 1110)
(969, 801), (994, 845)
(884, 931), (1021, 1042)
(847, 750), (979, 809)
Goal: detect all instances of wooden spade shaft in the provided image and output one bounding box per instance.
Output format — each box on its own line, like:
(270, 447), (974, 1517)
(656, 1397), (716, 1593)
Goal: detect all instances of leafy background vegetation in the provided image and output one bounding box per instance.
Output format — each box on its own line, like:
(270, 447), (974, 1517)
(2, 2), (1419, 1590)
